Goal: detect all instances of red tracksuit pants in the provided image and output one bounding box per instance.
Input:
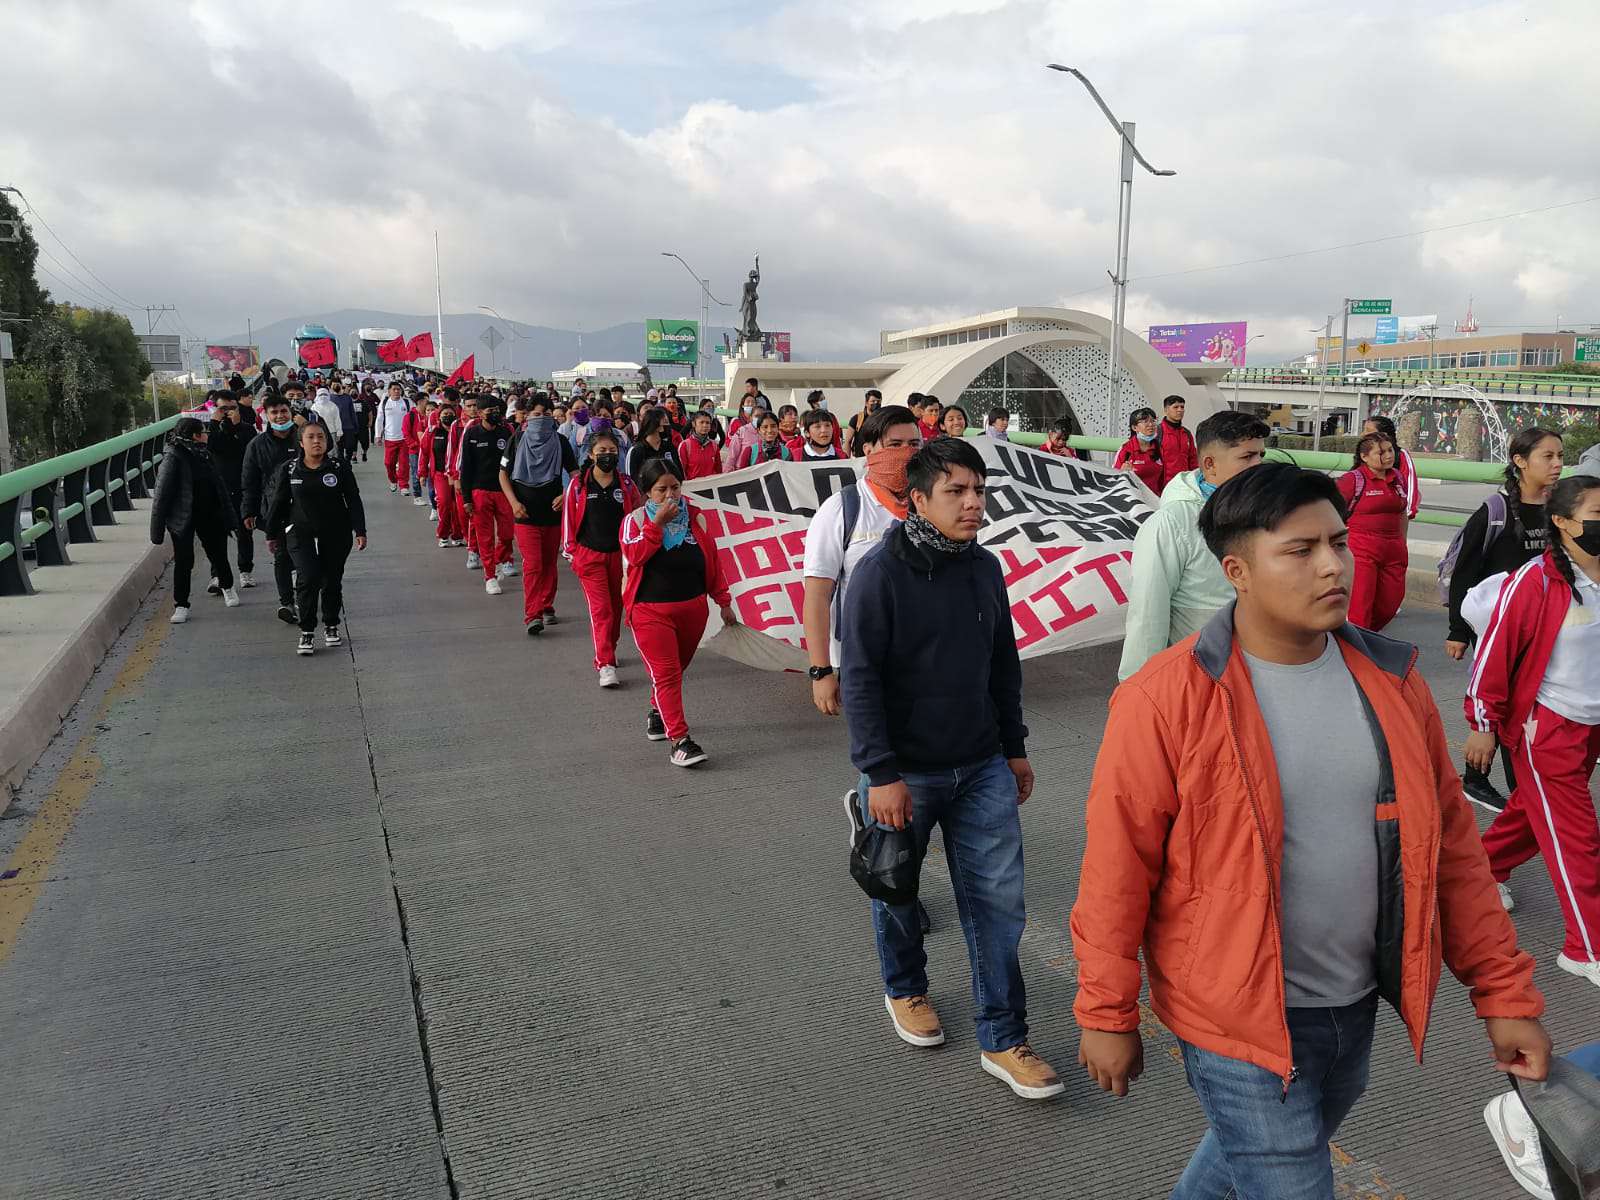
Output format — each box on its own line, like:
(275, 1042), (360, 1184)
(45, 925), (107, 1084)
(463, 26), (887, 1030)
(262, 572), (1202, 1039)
(514, 523), (561, 623)
(630, 597), (709, 742)
(1347, 531), (1407, 632)
(451, 479), (476, 551)
(383, 439), (407, 486)
(1483, 702), (1600, 963)
(434, 475), (463, 541)
(571, 546), (623, 670)
(471, 490), (514, 579)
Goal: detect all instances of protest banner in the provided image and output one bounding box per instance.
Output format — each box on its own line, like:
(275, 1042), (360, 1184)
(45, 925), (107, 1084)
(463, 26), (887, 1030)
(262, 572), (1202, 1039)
(682, 440), (1156, 670)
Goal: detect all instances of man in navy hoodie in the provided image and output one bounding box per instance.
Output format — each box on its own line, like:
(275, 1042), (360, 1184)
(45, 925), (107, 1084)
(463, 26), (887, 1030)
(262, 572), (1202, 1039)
(841, 436), (1060, 1101)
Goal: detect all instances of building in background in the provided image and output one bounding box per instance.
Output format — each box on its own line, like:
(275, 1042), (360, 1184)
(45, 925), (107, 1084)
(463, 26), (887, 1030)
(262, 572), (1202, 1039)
(1316, 329), (1579, 372)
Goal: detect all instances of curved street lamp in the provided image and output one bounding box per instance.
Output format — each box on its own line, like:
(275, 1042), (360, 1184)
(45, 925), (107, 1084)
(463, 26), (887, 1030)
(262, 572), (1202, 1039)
(660, 252), (731, 381)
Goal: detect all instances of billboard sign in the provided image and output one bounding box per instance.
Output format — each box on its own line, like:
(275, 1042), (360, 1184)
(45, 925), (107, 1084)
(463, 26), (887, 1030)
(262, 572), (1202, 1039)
(1576, 336), (1598, 363)
(1349, 299), (1392, 315)
(138, 333), (183, 371)
(205, 344), (260, 378)
(1397, 314), (1437, 343)
(645, 318), (698, 366)
(1146, 322), (1249, 366)
(1374, 317), (1399, 345)
(761, 331), (792, 362)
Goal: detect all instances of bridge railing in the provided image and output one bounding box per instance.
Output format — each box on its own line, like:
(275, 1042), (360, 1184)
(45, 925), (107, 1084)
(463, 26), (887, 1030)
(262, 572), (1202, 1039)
(1223, 366), (1600, 401)
(0, 416), (179, 596)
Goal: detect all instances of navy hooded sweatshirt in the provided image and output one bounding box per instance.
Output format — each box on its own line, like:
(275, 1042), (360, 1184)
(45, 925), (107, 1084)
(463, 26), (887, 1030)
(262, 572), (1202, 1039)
(840, 521), (1027, 786)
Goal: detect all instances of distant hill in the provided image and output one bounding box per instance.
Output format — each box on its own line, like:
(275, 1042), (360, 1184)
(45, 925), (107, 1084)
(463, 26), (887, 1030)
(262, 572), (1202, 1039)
(217, 310), (745, 379)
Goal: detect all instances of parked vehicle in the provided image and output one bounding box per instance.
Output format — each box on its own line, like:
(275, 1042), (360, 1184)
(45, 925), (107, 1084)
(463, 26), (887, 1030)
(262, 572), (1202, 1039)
(1344, 367), (1387, 384)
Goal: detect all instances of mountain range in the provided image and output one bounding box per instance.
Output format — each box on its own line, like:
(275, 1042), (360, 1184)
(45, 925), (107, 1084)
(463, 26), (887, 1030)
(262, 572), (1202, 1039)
(217, 309), (754, 379)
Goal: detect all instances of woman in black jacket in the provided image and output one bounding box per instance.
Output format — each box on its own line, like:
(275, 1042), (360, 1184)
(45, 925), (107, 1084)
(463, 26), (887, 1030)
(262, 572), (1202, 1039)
(149, 417), (241, 624)
(265, 421), (368, 656)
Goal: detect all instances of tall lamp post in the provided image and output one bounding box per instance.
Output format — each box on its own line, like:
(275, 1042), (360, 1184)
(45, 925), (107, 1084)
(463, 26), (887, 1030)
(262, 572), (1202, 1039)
(1046, 65), (1175, 437)
(660, 251), (731, 387)
(1229, 333), (1266, 409)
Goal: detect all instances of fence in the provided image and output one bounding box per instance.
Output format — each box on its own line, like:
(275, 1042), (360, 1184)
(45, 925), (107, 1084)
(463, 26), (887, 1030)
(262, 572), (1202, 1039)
(0, 416), (178, 596)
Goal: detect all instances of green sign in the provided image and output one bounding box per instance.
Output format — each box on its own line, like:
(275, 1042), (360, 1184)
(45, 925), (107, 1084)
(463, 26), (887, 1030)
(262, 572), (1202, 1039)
(1348, 299), (1392, 315)
(1576, 336), (1598, 363)
(645, 318), (698, 366)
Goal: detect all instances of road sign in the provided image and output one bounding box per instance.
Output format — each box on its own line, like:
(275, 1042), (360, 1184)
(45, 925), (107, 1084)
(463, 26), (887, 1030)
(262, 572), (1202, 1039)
(479, 325), (504, 352)
(1349, 299), (1392, 315)
(1576, 336), (1598, 363)
(1357, 341), (1371, 356)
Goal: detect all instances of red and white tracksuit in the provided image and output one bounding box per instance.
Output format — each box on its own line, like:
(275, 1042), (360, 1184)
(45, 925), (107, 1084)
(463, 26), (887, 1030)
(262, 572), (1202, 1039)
(446, 417), (477, 553)
(677, 435), (723, 481)
(1157, 419), (1198, 491)
(427, 422), (463, 541)
(472, 491), (514, 579)
(621, 506), (731, 742)
(1337, 465), (1408, 632)
(563, 470), (643, 670)
(515, 521), (560, 621)
(1466, 553), (1600, 964)
(1395, 447), (1421, 519)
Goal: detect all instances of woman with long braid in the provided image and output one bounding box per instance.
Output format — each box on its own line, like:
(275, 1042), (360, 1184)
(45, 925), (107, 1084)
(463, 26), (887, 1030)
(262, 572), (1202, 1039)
(1462, 473), (1600, 988)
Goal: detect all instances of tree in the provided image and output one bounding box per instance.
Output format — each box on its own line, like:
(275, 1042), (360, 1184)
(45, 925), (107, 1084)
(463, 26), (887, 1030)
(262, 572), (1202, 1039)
(19, 312), (105, 455)
(0, 193), (52, 355)
(65, 304), (148, 441)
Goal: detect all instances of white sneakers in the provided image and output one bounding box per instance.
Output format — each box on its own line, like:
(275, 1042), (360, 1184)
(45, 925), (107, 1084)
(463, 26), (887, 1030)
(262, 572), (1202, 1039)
(1557, 953), (1600, 987)
(484, 577), (502, 596)
(170, 606), (190, 624)
(389, 482), (397, 492)
(222, 587), (240, 607)
(498, 561), (519, 577)
(465, 551), (481, 570)
(1483, 1091), (1553, 1200)
(1498, 882), (1515, 912)
(598, 666), (619, 688)
(238, 571), (255, 588)
(437, 538), (449, 548)
(428, 508), (438, 520)
(412, 496), (426, 506)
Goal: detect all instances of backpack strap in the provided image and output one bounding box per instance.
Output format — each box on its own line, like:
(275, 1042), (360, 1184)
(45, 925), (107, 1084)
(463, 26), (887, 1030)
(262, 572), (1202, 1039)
(832, 484), (863, 628)
(1483, 490), (1508, 558)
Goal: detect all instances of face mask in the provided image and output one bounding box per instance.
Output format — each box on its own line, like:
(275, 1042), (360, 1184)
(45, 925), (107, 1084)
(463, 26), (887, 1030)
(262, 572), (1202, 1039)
(741, 404), (753, 415)
(593, 453), (619, 473)
(1136, 430), (1156, 443)
(270, 419), (295, 432)
(573, 410), (590, 426)
(1570, 519), (1600, 557)
(865, 444), (916, 498)
(442, 413), (457, 426)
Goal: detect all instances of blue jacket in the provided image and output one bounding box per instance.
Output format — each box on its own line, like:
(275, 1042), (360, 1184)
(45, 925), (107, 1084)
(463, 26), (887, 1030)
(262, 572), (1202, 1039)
(334, 391), (358, 438)
(841, 522), (1027, 785)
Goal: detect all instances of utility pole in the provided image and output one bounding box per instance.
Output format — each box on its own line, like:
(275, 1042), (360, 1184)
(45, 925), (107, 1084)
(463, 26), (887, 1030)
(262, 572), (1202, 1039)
(0, 197), (21, 474)
(144, 304), (176, 422)
(1313, 315), (1333, 451)
(434, 230), (446, 373)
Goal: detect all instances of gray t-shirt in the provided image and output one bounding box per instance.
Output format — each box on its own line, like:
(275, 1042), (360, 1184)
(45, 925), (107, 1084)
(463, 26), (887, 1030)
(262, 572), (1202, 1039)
(1244, 635), (1380, 1008)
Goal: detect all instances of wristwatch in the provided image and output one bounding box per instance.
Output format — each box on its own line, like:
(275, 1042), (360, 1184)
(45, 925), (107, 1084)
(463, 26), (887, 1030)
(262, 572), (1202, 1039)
(807, 665), (834, 681)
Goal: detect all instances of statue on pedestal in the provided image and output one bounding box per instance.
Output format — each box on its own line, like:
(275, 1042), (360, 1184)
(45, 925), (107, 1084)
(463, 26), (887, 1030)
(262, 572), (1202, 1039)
(738, 255), (762, 343)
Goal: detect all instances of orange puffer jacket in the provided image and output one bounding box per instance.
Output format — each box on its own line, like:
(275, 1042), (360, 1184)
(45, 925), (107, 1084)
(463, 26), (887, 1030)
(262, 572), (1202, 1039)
(1070, 606), (1542, 1085)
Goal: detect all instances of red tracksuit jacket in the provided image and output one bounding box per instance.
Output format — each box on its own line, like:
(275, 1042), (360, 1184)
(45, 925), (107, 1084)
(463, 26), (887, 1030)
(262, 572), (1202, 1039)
(1158, 419), (1198, 489)
(678, 436), (723, 480)
(620, 504), (732, 615)
(1113, 435), (1165, 493)
(561, 470), (644, 558)
(1464, 552), (1571, 752)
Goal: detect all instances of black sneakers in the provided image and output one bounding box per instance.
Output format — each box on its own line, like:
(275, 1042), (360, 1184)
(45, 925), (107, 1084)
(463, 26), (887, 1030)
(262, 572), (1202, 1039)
(542, 607), (558, 625)
(526, 617), (544, 636)
(296, 632), (315, 656)
(1463, 768), (1508, 813)
(323, 625), (342, 647)
(277, 604), (299, 625)
(645, 709), (668, 741)
(670, 737), (707, 767)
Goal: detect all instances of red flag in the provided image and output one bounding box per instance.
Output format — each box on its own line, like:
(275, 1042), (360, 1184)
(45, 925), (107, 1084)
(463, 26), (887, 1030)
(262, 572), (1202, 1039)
(299, 338), (335, 368)
(444, 354), (475, 386)
(377, 335), (408, 363)
(405, 332), (435, 361)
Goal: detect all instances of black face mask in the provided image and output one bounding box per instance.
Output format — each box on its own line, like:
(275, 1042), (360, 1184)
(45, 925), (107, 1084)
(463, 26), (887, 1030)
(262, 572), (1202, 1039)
(1570, 518), (1600, 557)
(592, 453), (619, 473)
(442, 414), (457, 426)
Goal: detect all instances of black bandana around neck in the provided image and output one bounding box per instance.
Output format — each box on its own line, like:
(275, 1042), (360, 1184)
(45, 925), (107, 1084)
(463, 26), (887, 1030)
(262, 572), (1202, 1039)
(904, 511), (973, 557)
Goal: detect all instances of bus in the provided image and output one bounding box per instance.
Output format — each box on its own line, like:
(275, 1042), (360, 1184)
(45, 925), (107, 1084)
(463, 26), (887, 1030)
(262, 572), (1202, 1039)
(290, 323), (339, 373)
(347, 327), (404, 372)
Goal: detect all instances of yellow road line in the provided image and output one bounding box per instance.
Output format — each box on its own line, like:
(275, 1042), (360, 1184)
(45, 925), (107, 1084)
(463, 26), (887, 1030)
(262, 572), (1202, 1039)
(0, 610), (168, 965)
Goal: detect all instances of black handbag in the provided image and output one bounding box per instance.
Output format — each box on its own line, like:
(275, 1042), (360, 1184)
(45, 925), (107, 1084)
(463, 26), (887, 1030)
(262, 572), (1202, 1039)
(847, 793), (921, 904)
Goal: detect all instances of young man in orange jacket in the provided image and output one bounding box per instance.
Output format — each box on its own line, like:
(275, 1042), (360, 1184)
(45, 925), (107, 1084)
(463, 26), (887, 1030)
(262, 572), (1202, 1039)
(1072, 462), (1550, 1199)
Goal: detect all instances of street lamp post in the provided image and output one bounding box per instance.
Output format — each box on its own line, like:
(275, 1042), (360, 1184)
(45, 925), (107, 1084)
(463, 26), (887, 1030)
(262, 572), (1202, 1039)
(477, 305), (530, 377)
(1230, 333), (1267, 409)
(661, 252), (731, 387)
(1046, 65), (1176, 438)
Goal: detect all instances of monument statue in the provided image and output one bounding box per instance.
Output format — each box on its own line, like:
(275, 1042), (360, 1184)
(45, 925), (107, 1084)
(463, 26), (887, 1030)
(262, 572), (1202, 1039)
(738, 255), (762, 343)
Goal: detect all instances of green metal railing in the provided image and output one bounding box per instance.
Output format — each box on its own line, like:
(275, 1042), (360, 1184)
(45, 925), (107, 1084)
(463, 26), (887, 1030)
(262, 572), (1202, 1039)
(0, 416), (178, 595)
(1223, 366), (1600, 401)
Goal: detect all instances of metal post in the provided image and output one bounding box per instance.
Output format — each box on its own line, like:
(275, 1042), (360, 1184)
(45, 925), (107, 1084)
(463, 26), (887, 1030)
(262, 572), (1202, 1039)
(434, 230), (446, 373)
(1106, 120), (1135, 434)
(0, 347), (11, 475)
(1339, 297), (1350, 389)
(1314, 315), (1332, 450)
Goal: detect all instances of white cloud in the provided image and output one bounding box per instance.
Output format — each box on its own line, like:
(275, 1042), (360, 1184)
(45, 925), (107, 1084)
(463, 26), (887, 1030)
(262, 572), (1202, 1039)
(1, 0), (1595, 369)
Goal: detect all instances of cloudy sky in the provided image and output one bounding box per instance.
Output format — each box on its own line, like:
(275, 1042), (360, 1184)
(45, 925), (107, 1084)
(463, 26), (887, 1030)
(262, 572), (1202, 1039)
(4, 0), (1597, 363)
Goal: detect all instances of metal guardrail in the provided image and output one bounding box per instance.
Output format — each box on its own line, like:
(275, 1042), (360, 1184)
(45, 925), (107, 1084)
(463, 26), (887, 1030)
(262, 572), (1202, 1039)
(0, 416), (178, 596)
(1223, 366), (1600, 401)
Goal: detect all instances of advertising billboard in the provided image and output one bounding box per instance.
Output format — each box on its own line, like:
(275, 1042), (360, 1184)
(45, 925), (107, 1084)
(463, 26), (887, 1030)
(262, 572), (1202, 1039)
(1397, 314), (1437, 343)
(645, 318), (698, 366)
(1146, 322), (1249, 366)
(761, 331), (792, 362)
(205, 344), (260, 377)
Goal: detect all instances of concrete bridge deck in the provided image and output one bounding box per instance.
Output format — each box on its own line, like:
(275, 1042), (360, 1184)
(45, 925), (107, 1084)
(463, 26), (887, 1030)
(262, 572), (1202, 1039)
(0, 456), (1592, 1199)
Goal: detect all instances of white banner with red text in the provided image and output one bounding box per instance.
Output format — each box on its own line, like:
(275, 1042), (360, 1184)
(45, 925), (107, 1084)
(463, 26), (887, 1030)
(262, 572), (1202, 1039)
(683, 441), (1157, 670)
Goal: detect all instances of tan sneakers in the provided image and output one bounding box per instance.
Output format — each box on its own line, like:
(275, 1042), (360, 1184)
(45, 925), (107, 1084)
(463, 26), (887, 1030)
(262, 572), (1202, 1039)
(884, 994), (946, 1047)
(981, 1043), (1064, 1100)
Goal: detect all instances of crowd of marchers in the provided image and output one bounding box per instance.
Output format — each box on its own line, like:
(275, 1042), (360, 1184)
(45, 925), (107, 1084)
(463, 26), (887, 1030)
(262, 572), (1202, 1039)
(146, 366), (1600, 1198)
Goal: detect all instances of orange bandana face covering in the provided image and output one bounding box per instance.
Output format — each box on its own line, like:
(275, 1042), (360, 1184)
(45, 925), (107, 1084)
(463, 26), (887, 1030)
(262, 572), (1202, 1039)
(865, 445), (915, 519)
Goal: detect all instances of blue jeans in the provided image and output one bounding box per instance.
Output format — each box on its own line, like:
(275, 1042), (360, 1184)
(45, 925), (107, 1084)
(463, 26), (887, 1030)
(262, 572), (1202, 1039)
(856, 753), (1027, 1052)
(408, 453), (422, 496)
(1172, 993), (1378, 1200)
(1569, 1040), (1600, 1080)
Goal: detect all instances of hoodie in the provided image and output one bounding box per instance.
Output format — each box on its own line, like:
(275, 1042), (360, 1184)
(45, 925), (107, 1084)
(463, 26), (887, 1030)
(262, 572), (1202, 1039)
(841, 523), (1027, 786)
(1116, 469), (1232, 681)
